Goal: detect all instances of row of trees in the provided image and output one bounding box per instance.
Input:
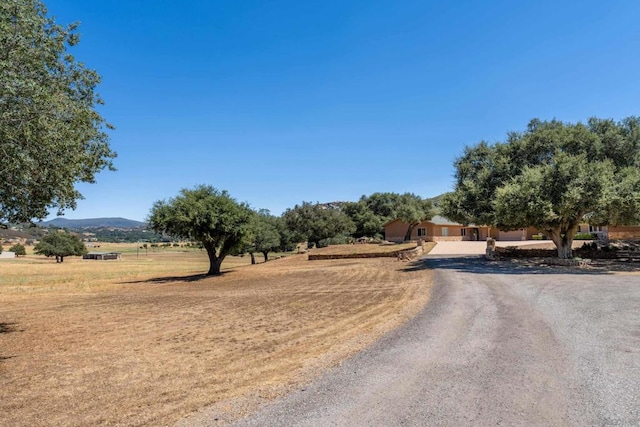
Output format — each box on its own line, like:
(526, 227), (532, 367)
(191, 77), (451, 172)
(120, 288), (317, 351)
(148, 186), (434, 275)
(11, 187), (433, 270)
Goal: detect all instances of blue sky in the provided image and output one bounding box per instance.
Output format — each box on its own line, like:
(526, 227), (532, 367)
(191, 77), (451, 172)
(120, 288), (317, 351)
(45, 0), (640, 221)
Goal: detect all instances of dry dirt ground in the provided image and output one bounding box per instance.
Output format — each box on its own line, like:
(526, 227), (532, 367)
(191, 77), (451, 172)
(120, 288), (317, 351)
(229, 256), (640, 426)
(0, 246), (432, 426)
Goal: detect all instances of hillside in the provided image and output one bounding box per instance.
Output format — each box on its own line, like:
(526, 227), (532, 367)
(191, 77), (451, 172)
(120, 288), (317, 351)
(38, 217), (146, 229)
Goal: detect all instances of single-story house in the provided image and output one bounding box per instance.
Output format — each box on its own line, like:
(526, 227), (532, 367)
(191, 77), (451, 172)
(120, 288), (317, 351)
(606, 225), (640, 240)
(576, 224), (640, 241)
(83, 252), (121, 260)
(384, 216), (539, 243)
(386, 216), (640, 243)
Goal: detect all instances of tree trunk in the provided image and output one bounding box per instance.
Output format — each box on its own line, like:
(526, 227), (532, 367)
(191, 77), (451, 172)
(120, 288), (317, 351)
(556, 241), (573, 259)
(548, 225), (578, 259)
(250, 252), (256, 265)
(204, 244), (224, 275)
(404, 223), (416, 242)
(262, 251), (269, 262)
(59, 256), (64, 263)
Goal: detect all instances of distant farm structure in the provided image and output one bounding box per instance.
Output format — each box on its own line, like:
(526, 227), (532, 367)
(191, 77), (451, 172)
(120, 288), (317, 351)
(83, 252), (122, 261)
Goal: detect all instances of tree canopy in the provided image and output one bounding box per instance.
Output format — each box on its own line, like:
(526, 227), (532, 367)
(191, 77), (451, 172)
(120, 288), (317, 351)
(9, 243), (26, 256)
(344, 192), (433, 241)
(441, 117), (640, 258)
(283, 202), (355, 248)
(34, 231), (86, 262)
(250, 210), (281, 262)
(148, 185), (253, 275)
(235, 209), (282, 264)
(0, 0), (116, 223)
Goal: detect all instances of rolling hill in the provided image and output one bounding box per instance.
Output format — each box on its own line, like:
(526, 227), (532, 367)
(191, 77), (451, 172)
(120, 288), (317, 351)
(38, 217), (146, 229)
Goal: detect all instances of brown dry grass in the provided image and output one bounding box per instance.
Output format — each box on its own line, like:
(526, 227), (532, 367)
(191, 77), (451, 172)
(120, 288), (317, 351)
(309, 242), (417, 255)
(0, 247), (432, 426)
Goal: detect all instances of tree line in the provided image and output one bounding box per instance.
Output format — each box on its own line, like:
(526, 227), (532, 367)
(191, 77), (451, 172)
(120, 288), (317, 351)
(147, 186), (434, 275)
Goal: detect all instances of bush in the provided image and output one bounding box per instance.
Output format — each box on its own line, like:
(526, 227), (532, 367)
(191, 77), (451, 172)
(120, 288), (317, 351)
(574, 233), (597, 240)
(9, 244), (26, 256)
(317, 235), (352, 247)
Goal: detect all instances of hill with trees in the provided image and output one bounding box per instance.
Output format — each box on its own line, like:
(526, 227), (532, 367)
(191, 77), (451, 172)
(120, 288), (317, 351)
(38, 217), (146, 229)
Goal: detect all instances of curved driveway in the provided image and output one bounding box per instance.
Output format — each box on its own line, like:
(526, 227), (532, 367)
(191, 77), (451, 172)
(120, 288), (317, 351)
(216, 255), (640, 426)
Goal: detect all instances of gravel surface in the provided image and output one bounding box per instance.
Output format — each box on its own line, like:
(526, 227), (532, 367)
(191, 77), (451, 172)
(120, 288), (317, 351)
(217, 255), (640, 426)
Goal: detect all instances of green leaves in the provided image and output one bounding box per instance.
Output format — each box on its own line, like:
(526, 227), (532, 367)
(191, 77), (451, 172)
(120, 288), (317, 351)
(343, 192), (433, 238)
(148, 185), (253, 275)
(8, 243), (26, 256)
(443, 116), (640, 258)
(33, 231), (86, 261)
(0, 0), (115, 223)
(283, 202), (355, 246)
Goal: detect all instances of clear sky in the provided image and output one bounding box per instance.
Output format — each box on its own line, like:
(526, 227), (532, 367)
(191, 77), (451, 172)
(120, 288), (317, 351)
(44, 0), (640, 221)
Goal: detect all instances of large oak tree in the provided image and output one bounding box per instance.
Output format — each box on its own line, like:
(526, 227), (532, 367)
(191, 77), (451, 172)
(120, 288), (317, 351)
(442, 117), (640, 258)
(0, 0), (116, 223)
(148, 185), (253, 275)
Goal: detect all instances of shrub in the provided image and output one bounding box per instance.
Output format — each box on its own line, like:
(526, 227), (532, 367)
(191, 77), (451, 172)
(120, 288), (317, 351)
(9, 244), (26, 256)
(318, 235), (352, 247)
(574, 233), (597, 240)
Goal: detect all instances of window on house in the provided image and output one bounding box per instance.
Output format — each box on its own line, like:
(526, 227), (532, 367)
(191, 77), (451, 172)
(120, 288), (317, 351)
(442, 227), (448, 237)
(589, 225), (603, 232)
(461, 228), (467, 236)
(417, 228), (426, 237)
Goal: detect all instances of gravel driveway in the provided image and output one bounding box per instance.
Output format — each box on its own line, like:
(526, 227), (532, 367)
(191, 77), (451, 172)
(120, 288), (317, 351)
(199, 256), (640, 426)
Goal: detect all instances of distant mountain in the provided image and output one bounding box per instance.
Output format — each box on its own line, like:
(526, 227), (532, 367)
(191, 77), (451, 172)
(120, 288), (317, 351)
(38, 217), (146, 229)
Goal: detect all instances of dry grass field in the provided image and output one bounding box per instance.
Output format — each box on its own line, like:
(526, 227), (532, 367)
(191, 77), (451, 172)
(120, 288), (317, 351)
(310, 242), (419, 255)
(0, 244), (433, 426)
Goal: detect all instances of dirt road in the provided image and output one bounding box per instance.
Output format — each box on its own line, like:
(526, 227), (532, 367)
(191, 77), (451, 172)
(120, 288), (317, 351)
(224, 256), (640, 426)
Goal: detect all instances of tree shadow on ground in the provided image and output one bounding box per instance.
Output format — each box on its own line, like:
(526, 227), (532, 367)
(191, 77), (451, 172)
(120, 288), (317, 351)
(403, 255), (630, 275)
(1, 322), (19, 363)
(121, 271), (233, 285)
(0, 322), (18, 334)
